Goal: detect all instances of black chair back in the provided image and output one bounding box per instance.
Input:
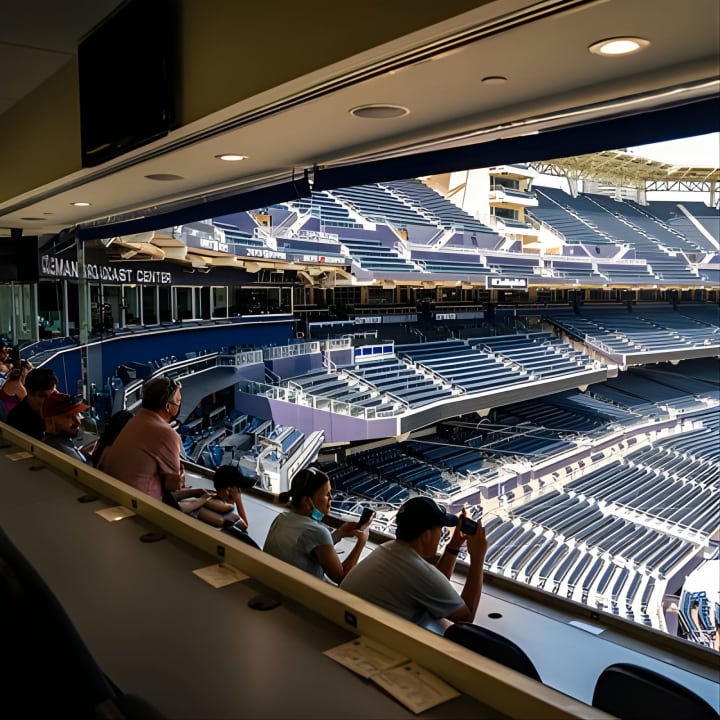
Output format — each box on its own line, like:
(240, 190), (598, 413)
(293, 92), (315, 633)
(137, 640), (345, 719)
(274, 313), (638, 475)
(444, 622), (541, 681)
(592, 663), (719, 720)
(0, 526), (166, 718)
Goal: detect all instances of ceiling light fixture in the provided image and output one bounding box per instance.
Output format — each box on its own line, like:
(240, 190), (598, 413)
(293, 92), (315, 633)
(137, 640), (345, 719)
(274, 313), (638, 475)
(350, 104), (410, 119)
(71, 201), (92, 207)
(588, 37), (650, 56)
(144, 173), (185, 181)
(481, 75), (508, 85)
(215, 154), (248, 161)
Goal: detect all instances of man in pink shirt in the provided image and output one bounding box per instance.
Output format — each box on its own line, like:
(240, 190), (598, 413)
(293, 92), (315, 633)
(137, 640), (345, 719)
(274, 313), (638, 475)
(100, 376), (186, 500)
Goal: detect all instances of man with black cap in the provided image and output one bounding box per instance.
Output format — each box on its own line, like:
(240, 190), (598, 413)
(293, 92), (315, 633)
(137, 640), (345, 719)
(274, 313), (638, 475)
(340, 496), (487, 631)
(41, 391), (91, 464)
(6, 367), (58, 439)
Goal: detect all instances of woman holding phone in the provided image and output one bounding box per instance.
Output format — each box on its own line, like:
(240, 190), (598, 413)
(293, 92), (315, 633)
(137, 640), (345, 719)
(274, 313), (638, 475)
(263, 466), (370, 583)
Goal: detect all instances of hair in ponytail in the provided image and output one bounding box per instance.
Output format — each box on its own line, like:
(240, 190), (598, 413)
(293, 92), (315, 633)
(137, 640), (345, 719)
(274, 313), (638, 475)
(279, 466), (330, 508)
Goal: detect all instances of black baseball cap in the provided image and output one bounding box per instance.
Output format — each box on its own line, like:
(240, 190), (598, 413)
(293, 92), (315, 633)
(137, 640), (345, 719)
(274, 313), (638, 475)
(396, 496), (458, 535)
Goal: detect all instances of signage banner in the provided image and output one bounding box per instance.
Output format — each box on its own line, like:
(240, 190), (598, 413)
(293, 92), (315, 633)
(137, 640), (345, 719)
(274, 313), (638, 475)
(40, 255), (172, 284)
(486, 277), (528, 289)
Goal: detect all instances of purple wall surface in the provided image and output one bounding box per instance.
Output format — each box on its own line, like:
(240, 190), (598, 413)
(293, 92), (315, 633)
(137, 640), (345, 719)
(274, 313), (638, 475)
(235, 390), (399, 443)
(268, 354), (323, 379)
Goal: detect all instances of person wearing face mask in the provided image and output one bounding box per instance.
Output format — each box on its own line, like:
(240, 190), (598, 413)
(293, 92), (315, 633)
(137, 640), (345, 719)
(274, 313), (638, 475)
(99, 376), (191, 503)
(263, 466), (369, 583)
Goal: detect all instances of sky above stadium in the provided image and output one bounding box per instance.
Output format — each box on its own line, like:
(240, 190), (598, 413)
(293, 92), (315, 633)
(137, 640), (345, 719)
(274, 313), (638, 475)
(628, 133), (720, 167)
(535, 133), (719, 202)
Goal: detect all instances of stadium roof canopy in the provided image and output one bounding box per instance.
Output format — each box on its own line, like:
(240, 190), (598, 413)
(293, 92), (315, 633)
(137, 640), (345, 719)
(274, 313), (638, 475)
(532, 149), (720, 192)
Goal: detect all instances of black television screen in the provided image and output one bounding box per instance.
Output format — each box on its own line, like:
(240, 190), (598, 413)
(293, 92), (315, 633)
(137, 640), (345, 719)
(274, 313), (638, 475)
(78, 0), (178, 168)
(0, 237), (39, 283)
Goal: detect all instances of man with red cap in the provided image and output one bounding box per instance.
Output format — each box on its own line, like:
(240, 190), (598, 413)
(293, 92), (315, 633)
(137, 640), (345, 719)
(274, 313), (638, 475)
(41, 392), (91, 464)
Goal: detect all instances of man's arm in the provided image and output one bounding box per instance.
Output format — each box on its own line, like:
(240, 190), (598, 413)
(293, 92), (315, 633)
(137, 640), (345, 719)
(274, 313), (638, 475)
(314, 526), (369, 584)
(446, 523), (488, 622)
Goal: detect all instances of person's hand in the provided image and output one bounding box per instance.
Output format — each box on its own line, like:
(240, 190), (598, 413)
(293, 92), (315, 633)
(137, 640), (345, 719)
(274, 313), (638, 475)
(190, 487), (213, 498)
(447, 507), (469, 550)
(335, 521), (358, 539)
(351, 524), (370, 543)
(165, 472), (184, 492)
(466, 519), (488, 560)
(223, 512), (241, 527)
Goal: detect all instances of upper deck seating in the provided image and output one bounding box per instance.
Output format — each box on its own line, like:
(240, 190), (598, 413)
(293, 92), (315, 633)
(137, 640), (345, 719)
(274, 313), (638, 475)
(331, 184), (436, 228)
(287, 191), (363, 228)
(397, 340), (530, 392)
(648, 201), (719, 253)
(587, 193), (694, 252)
(340, 236), (417, 272)
(384, 179), (496, 234)
(529, 188), (611, 244)
(640, 251), (699, 283)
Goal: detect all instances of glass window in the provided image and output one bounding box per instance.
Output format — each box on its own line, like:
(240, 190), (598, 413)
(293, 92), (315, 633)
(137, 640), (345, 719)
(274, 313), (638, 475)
(142, 285), (157, 324)
(159, 285), (172, 322)
(212, 286), (228, 318)
(201, 287), (211, 319)
(175, 286), (194, 320)
(123, 285), (140, 325)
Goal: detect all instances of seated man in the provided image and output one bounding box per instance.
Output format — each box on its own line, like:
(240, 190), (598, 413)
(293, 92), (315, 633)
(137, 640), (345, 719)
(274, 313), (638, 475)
(340, 496), (488, 631)
(41, 392), (91, 464)
(6, 368), (58, 439)
(100, 376), (188, 501)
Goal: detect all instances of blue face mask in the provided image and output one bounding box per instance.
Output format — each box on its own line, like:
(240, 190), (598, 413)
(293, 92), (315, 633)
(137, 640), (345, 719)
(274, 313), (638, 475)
(309, 504), (324, 522)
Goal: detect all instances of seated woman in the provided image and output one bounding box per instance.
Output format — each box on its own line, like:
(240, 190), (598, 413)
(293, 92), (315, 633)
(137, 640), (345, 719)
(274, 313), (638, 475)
(0, 367), (28, 418)
(263, 466), (368, 583)
(88, 410), (134, 466)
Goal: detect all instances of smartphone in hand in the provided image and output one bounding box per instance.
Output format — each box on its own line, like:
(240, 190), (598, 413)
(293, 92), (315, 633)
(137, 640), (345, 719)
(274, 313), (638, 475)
(356, 506), (375, 530)
(460, 516), (478, 535)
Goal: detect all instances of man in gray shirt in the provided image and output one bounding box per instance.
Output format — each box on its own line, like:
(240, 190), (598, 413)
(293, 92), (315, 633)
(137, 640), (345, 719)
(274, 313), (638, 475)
(341, 496), (487, 630)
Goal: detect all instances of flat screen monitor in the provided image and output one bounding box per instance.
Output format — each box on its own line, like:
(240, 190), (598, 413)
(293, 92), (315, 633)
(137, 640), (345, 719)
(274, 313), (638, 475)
(78, 0), (178, 168)
(0, 237), (39, 283)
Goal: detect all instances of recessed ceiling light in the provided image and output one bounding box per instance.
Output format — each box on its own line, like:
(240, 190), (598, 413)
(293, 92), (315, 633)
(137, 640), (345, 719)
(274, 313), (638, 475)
(215, 154), (248, 162)
(350, 104), (410, 119)
(71, 201), (92, 207)
(144, 173), (184, 181)
(588, 37), (650, 56)
(481, 76), (508, 85)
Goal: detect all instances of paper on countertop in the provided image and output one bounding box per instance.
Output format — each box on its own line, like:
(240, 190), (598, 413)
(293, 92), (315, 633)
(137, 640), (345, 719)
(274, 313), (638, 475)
(324, 637), (460, 713)
(323, 636), (408, 678)
(569, 619), (604, 635)
(371, 660), (461, 714)
(95, 505), (136, 522)
(6, 451), (34, 461)
(192, 563), (248, 588)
